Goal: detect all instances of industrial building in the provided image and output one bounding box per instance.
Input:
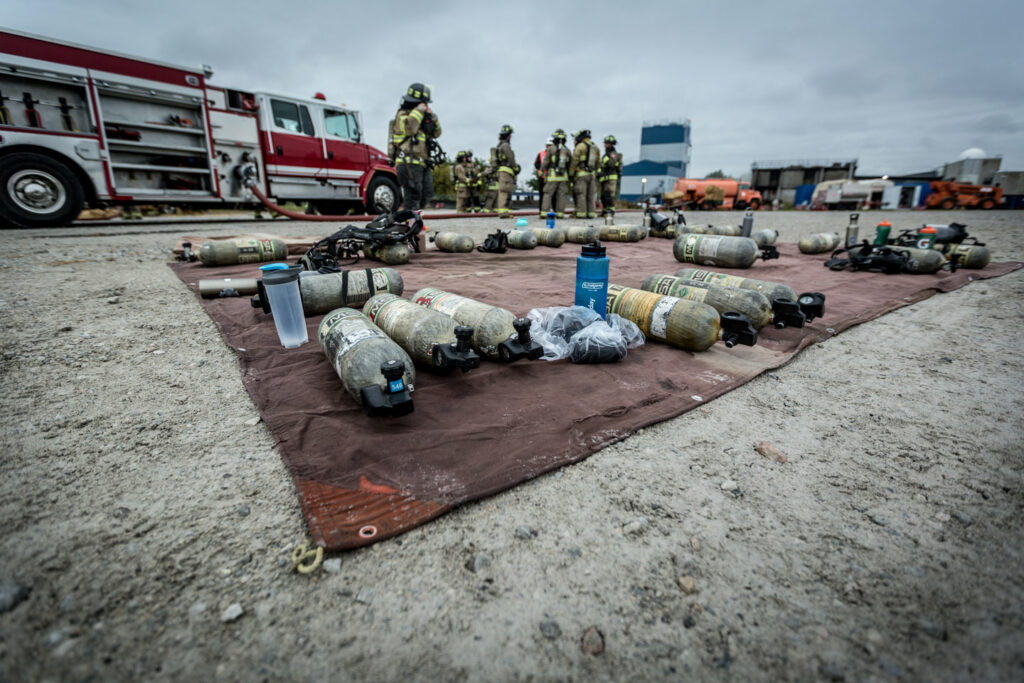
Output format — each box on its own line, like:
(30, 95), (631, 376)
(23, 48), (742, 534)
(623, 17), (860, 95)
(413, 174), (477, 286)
(620, 119), (691, 201)
(750, 159), (858, 206)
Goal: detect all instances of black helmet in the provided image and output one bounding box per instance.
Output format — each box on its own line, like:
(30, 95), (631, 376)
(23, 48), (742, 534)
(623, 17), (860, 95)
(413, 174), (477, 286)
(499, 124), (513, 136)
(403, 82), (431, 105)
(552, 128), (567, 142)
(604, 135), (617, 145)
(454, 151), (465, 162)
(575, 129), (591, 141)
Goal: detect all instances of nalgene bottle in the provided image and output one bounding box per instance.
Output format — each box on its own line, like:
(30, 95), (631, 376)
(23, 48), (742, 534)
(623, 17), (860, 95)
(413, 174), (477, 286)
(575, 241), (610, 318)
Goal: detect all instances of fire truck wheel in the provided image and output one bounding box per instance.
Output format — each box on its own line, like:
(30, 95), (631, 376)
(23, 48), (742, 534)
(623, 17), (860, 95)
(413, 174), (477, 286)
(365, 176), (400, 214)
(0, 153), (85, 228)
(979, 198), (996, 210)
(939, 198), (956, 210)
(748, 199), (761, 210)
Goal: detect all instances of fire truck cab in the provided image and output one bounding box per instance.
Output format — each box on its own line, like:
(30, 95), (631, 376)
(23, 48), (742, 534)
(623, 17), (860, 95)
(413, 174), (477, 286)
(0, 28), (399, 227)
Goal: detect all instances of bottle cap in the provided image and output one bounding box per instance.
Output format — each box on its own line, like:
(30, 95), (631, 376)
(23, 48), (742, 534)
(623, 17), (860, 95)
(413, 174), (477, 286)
(581, 241), (606, 258)
(920, 225), (938, 234)
(877, 220), (891, 227)
(261, 265), (302, 285)
(260, 263), (290, 271)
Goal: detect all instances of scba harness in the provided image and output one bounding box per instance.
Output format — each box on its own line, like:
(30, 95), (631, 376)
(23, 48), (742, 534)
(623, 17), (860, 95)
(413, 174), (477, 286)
(301, 211), (423, 271)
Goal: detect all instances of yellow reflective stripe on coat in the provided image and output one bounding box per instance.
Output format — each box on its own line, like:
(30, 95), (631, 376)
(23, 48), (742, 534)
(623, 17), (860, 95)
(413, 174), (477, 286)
(547, 174), (568, 182)
(576, 170), (593, 177)
(498, 166), (515, 175)
(410, 109), (424, 123)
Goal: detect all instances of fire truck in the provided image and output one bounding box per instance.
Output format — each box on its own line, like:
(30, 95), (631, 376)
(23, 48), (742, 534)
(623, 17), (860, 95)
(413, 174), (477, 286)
(0, 28), (400, 228)
(662, 178), (762, 211)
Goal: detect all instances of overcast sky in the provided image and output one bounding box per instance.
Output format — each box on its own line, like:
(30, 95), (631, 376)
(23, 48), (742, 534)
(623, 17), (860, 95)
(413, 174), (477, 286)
(5, 0), (1023, 177)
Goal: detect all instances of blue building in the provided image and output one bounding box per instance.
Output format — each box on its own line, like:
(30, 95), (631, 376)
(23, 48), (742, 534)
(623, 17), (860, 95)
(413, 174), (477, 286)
(620, 120), (691, 201)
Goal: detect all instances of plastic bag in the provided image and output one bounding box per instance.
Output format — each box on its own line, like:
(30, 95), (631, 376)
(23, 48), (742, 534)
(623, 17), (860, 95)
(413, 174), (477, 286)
(526, 306), (645, 363)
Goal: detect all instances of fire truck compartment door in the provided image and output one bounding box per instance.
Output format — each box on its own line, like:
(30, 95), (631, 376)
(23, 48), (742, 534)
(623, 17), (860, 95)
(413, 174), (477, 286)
(265, 98), (324, 179)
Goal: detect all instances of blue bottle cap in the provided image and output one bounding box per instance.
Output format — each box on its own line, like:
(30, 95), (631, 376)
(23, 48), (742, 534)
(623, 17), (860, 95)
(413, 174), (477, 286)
(260, 263), (290, 271)
(515, 218), (529, 227)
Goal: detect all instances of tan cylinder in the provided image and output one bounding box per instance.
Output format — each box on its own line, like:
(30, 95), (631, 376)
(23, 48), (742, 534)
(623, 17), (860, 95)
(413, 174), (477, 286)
(673, 234), (760, 269)
(529, 227), (566, 247)
(198, 237), (289, 266)
(199, 278), (258, 298)
(674, 268), (798, 303)
(751, 229), (778, 247)
(318, 308), (415, 407)
(798, 232), (841, 254)
(299, 268), (404, 315)
(606, 284), (720, 351)
(507, 230), (538, 249)
(432, 232), (475, 253)
(364, 242), (410, 265)
(885, 245), (945, 274)
(946, 244), (991, 269)
(678, 224), (713, 235)
(641, 274), (773, 329)
(649, 225), (680, 239)
(565, 225), (601, 243)
(599, 225), (644, 242)
(364, 293), (459, 367)
(708, 224), (742, 236)
(412, 287), (515, 359)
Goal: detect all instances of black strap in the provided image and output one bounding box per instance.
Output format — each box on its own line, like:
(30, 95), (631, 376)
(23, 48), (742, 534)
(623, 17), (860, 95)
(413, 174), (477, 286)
(341, 270), (349, 303)
(365, 268), (375, 296)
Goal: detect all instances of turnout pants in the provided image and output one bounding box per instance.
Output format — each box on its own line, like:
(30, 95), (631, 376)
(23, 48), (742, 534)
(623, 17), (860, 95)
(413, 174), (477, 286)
(600, 178), (618, 215)
(574, 174), (597, 218)
(398, 163), (432, 211)
(541, 180), (568, 218)
(497, 171), (515, 215)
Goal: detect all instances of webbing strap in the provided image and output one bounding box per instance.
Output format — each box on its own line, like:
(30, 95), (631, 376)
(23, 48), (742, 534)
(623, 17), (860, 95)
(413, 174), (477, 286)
(341, 270), (349, 302)
(365, 268), (375, 296)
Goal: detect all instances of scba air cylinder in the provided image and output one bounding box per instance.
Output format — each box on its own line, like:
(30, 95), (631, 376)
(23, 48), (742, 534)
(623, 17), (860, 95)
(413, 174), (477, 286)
(886, 244), (945, 274)
(798, 232), (841, 254)
(606, 284), (721, 352)
(198, 237), (289, 266)
(599, 225), (644, 242)
(673, 234), (760, 269)
(946, 244), (991, 269)
(641, 274), (773, 329)
(431, 232), (475, 253)
(363, 293), (479, 372)
(412, 287), (542, 361)
(674, 268), (798, 304)
(529, 227), (566, 248)
(507, 230), (538, 250)
(318, 308), (415, 417)
(299, 268), (404, 315)
(565, 226), (601, 244)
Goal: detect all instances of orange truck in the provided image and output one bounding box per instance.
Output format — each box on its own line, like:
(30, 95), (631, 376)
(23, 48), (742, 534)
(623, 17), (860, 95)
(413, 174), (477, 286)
(925, 181), (1003, 210)
(662, 178), (762, 210)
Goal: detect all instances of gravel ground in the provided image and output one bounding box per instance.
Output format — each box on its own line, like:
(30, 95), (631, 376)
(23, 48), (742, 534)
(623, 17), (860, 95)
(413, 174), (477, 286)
(0, 209), (1022, 682)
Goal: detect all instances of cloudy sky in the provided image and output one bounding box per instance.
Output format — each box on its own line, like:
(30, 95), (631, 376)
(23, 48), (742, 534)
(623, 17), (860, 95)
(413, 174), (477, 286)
(6, 0), (1023, 177)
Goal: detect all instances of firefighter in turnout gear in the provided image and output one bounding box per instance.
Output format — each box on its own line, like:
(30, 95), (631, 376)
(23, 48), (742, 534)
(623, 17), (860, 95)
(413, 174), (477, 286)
(482, 159), (499, 212)
(570, 129), (598, 219)
(599, 134), (623, 217)
(533, 138), (552, 217)
(494, 125), (519, 217)
(453, 151), (473, 213)
(467, 153), (483, 212)
(540, 129), (571, 218)
(389, 82), (442, 210)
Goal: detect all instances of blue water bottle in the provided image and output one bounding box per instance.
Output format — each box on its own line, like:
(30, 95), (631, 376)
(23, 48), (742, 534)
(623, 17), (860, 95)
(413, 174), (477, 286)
(546, 211), (556, 229)
(575, 241), (610, 318)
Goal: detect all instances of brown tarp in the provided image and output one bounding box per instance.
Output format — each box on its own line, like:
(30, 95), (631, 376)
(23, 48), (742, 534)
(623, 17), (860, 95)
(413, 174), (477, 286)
(169, 241), (1021, 551)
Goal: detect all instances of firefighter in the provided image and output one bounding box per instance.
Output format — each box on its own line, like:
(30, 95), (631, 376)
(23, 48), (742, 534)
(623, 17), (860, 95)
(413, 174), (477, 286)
(453, 151), (472, 213)
(540, 129), (571, 218)
(494, 125), (519, 217)
(598, 134), (623, 217)
(533, 138), (552, 217)
(482, 161), (499, 212)
(570, 129), (598, 219)
(464, 151), (482, 212)
(389, 82), (442, 210)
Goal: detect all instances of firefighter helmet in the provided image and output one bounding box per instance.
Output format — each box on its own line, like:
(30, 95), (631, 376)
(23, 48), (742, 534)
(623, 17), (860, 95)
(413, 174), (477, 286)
(604, 135), (617, 145)
(552, 128), (567, 142)
(403, 83), (431, 104)
(499, 124), (514, 136)
(575, 129), (591, 141)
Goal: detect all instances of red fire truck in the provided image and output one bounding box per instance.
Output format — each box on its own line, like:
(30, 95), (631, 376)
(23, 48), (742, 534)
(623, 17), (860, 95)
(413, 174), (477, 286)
(0, 28), (400, 227)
